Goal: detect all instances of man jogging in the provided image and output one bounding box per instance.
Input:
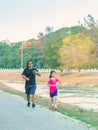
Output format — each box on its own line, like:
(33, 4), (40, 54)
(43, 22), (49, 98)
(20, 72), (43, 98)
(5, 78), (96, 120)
(22, 60), (41, 108)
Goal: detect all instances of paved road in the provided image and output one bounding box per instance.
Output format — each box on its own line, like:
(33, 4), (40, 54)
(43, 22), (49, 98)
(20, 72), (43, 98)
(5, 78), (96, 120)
(0, 90), (92, 130)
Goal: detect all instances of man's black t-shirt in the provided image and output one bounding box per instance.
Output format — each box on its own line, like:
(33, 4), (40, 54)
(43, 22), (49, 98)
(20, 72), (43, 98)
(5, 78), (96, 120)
(22, 68), (38, 85)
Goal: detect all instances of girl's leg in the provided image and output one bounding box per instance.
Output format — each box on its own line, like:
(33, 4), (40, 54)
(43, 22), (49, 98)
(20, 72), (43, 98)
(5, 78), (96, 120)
(54, 96), (58, 109)
(51, 97), (53, 104)
(51, 97), (55, 110)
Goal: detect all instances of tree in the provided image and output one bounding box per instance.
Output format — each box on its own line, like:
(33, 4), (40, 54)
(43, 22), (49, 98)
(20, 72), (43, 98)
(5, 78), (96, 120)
(79, 14), (98, 29)
(43, 35), (62, 69)
(60, 33), (95, 71)
(45, 26), (53, 34)
(37, 32), (44, 39)
(0, 41), (11, 68)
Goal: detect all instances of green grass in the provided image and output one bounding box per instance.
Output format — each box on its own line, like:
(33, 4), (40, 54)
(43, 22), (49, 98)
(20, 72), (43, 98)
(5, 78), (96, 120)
(0, 83), (98, 130)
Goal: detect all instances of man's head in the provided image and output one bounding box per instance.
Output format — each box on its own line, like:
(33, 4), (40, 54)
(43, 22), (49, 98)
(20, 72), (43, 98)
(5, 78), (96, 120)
(27, 60), (33, 69)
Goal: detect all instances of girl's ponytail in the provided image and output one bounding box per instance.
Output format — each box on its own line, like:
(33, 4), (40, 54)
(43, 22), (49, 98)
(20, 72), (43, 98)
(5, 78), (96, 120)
(49, 70), (55, 78)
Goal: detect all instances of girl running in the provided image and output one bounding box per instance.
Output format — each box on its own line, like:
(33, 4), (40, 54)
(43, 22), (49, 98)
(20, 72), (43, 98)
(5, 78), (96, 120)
(47, 70), (61, 110)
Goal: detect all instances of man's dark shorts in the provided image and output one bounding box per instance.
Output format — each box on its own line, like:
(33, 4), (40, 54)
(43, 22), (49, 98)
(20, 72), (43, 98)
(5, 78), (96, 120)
(25, 85), (36, 94)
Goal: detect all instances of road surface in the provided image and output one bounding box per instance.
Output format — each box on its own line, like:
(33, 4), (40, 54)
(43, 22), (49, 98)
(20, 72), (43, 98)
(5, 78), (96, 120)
(0, 90), (92, 130)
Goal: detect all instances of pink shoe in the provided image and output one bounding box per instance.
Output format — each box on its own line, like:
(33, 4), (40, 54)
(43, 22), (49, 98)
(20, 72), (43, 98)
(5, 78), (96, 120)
(55, 107), (58, 110)
(51, 106), (55, 110)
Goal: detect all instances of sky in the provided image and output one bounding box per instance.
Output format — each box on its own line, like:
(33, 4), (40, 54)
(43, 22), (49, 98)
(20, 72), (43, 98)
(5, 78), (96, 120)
(0, 0), (98, 42)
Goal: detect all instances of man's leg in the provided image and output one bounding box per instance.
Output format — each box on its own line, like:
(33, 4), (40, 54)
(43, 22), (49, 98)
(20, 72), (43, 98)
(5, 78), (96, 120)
(27, 94), (30, 102)
(27, 94), (30, 107)
(31, 94), (36, 108)
(31, 94), (35, 103)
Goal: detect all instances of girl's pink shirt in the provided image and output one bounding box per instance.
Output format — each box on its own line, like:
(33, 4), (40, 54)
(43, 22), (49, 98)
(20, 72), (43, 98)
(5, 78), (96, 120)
(48, 78), (59, 94)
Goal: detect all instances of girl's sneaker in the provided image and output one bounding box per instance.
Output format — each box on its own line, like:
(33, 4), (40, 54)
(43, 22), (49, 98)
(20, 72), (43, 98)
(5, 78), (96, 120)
(55, 107), (58, 110)
(51, 106), (55, 110)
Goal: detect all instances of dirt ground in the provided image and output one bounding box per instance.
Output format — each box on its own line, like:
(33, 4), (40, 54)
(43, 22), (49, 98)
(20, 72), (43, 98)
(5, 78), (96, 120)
(0, 70), (98, 87)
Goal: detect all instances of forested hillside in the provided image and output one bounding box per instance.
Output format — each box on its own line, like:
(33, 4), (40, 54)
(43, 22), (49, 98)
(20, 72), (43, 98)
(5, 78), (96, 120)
(0, 15), (98, 70)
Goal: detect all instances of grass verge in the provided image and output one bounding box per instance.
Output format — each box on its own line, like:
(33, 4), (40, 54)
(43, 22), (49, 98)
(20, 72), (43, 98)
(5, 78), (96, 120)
(0, 83), (98, 130)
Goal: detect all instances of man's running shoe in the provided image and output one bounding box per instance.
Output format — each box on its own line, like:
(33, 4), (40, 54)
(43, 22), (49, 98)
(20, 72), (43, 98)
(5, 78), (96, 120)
(32, 103), (36, 108)
(27, 102), (30, 107)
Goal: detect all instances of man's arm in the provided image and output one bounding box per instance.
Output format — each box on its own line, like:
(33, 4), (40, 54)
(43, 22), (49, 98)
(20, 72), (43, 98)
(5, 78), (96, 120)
(22, 74), (29, 81)
(35, 71), (41, 77)
(33, 70), (41, 77)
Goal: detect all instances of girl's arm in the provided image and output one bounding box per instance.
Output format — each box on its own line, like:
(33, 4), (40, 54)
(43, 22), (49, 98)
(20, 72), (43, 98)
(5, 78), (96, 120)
(47, 84), (49, 87)
(57, 79), (62, 86)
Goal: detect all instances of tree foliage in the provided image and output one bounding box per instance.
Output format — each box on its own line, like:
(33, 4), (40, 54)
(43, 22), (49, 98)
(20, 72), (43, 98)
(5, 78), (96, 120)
(78, 14), (98, 29)
(45, 26), (53, 34)
(42, 35), (62, 69)
(60, 33), (95, 71)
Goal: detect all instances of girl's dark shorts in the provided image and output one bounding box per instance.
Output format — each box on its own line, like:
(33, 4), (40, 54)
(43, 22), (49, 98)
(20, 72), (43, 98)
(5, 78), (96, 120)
(50, 89), (57, 97)
(25, 85), (36, 94)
